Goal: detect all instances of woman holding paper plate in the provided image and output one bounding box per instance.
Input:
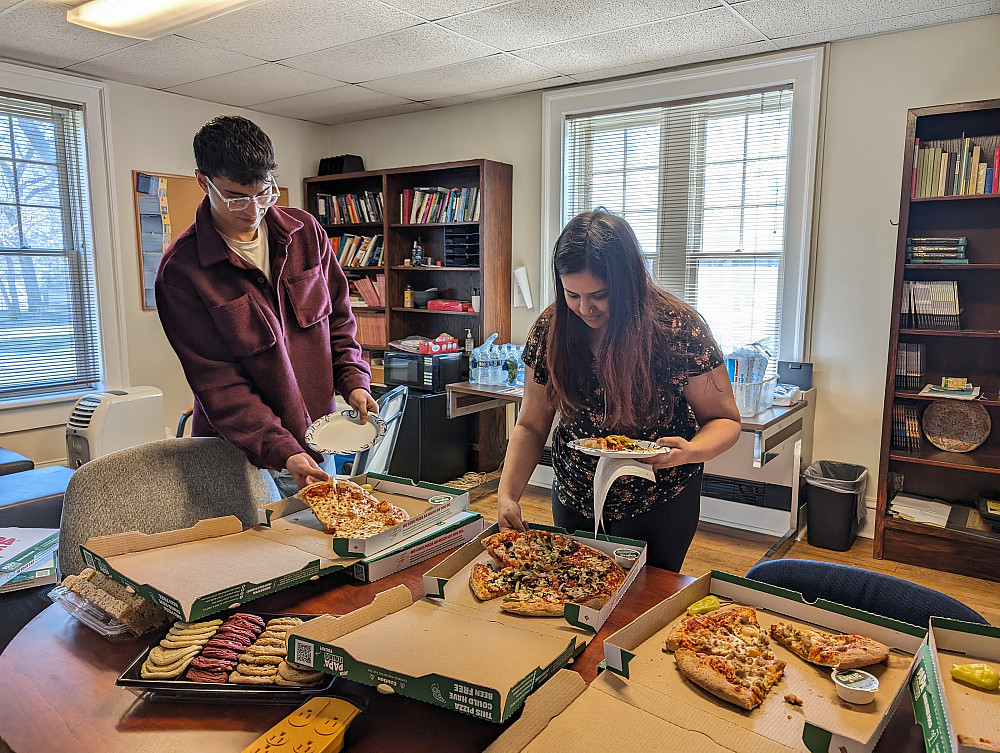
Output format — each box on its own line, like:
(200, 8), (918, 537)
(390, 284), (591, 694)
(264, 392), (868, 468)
(497, 210), (741, 571)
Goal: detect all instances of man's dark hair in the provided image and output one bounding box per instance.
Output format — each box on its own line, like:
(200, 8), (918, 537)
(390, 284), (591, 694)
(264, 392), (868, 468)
(193, 115), (277, 185)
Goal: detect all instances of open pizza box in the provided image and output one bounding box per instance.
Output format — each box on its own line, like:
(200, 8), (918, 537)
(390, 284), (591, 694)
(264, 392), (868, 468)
(910, 617), (1000, 753)
(580, 570), (926, 753)
(80, 506), (485, 622)
(284, 522), (647, 723)
(260, 472), (471, 557)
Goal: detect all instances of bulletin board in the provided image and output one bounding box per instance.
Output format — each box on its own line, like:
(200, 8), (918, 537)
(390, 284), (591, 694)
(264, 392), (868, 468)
(133, 170), (289, 310)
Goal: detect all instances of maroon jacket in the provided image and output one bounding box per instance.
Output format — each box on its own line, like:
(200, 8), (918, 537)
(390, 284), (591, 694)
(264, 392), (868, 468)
(155, 199), (370, 470)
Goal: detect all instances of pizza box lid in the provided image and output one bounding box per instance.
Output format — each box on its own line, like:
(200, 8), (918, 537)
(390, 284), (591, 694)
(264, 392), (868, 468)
(255, 472), (469, 558)
(283, 524), (646, 724)
(911, 617), (1000, 753)
(601, 571), (927, 753)
(0, 527), (59, 587)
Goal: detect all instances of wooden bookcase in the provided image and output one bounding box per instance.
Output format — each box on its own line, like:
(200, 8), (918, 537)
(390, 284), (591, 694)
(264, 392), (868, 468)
(875, 98), (1000, 582)
(303, 159), (512, 472)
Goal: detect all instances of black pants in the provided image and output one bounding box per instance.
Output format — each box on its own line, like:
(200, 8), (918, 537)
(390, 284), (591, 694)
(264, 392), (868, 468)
(551, 468), (703, 573)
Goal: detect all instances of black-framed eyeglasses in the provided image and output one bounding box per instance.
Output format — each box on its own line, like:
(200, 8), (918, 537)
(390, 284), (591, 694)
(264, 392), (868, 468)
(205, 175), (278, 212)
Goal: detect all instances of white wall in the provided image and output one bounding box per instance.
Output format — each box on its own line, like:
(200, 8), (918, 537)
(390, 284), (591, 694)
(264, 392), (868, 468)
(329, 14), (1000, 532)
(1, 78), (329, 464)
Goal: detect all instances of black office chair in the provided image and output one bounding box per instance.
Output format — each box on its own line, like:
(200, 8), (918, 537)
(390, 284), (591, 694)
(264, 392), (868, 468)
(745, 559), (988, 627)
(340, 385), (408, 476)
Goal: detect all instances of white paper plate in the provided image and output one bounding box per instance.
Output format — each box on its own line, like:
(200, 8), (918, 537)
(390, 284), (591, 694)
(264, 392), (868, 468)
(568, 438), (669, 459)
(305, 410), (387, 455)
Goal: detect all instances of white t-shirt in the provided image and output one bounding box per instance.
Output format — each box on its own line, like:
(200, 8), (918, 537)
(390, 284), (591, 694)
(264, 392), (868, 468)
(221, 219), (270, 282)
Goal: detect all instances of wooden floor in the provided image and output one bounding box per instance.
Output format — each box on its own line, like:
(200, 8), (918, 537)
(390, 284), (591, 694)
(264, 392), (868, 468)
(468, 482), (1000, 626)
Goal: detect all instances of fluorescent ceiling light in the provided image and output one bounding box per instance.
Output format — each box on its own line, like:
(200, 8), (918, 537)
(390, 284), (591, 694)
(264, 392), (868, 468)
(66, 0), (269, 40)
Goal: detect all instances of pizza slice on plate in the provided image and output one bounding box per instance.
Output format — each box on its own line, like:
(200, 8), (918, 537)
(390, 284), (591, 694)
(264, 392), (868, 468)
(769, 622), (890, 669)
(664, 606), (786, 710)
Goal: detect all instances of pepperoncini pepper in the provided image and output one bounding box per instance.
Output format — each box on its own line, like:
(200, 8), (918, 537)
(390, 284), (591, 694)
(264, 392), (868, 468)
(686, 595), (722, 616)
(950, 663), (1000, 690)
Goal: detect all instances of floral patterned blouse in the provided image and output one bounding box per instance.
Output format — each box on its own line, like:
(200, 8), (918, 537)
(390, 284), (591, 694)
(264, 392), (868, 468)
(522, 304), (724, 520)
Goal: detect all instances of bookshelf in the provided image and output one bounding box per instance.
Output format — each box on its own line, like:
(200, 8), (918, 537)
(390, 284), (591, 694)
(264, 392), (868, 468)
(304, 159), (512, 472)
(876, 98), (1000, 582)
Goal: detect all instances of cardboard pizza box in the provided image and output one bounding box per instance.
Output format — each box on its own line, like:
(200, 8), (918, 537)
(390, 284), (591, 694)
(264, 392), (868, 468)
(0, 527), (59, 587)
(0, 553), (58, 593)
(256, 472), (470, 558)
(285, 523), (647, 723)
(599, 571), (927, 753)
(911, 617), (1000, 753)
(81, 504), (485, 621)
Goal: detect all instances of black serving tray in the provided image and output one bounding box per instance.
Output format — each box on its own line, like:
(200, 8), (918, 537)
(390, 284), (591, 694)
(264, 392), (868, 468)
(115, 611), (336, 704)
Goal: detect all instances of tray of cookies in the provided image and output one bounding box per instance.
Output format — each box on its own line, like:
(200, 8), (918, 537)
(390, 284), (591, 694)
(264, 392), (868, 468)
(116, 611), (336, 703)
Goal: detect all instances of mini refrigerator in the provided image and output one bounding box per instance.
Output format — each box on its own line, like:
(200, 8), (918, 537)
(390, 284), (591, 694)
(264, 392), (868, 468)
(387, 390), (470, 484)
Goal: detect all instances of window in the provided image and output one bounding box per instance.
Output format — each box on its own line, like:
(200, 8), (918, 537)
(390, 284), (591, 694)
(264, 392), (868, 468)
(544, 50), (822, 365)
(0, 93), (101, 400)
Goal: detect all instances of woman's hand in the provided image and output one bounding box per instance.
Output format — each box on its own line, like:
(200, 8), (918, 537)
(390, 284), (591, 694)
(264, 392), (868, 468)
(348, 388), (379, 424)
(286, 452), (329, 488)
(498, 497), (528, 531)
(638, 436), (694, 470)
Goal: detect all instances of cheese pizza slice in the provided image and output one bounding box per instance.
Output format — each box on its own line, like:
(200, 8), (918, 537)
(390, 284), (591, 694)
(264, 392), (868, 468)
(769, 622), (890, 669)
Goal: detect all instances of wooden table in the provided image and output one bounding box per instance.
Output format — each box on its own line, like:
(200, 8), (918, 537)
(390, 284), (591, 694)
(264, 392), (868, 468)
(0, 558), (926, 753)
(445, 380), (522, 418)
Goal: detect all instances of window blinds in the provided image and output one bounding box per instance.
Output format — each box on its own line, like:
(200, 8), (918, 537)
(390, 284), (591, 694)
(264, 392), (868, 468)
(564, 87), (793, 363)
(0, 92), (101, 400)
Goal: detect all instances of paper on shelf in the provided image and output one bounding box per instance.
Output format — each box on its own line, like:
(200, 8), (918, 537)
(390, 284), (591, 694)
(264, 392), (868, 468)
(888, 493), (951, 527)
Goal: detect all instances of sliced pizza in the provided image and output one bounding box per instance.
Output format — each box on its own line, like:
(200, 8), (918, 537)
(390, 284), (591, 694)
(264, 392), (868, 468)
(470, 530), (626, 617)
(297, 479), (409, 538)
(769, 622), (890, 669)
(664, 605), (785, 710)
(579, 435), (645, 451)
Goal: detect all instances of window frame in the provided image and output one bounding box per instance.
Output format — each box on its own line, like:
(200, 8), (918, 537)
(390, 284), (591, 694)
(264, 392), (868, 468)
(541, 48), (824, 363)
(0, 62), (127, 431)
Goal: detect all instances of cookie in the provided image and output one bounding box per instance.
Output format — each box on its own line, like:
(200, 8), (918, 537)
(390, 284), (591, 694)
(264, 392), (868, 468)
(147, 645), (200, 666)
(174, 619), (224, 629)
(229, 613), (266, 629)
(277, 660), (325, 682)
(239, 654), (283, 666)
(234, 663), (278, 676)
(140, 656), (195, 679)
(252, 637), (286, 648)
(159, 636), (211, 649)
(185, 668), (229, 684)
(245, 645), (286, 657)
(189, 655), (237, 671)
(200, 646), (243, 661)
(274, 674), (325, 687)
(229, 672), (275, 685)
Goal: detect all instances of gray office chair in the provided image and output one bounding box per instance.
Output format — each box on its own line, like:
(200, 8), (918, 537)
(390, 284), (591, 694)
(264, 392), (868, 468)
(58, 437), (281, 578)
(745, 558), (988, 627)
(341, 385), (408, 476)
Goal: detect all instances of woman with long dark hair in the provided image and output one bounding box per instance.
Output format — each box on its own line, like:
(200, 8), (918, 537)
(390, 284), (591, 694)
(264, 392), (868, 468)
(497, 210), (741, 571)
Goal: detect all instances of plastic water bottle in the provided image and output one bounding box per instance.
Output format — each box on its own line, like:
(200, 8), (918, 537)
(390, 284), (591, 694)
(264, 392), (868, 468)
(471, 333), (497, 385)
(516, 345), (525, 386)
(488, 342), (502, 385)
(504, 344), (518, 386)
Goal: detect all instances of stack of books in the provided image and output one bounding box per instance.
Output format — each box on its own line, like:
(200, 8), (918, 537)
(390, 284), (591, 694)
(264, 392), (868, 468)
(900, 280), (961, 330)
(906, 236), (968, 264)
(891, 404), (922, 451)
(316, 191), (383, 224)
(894, 342), (926, 390)
(400, 187), (480, 224)
(335, 234), (382, 267)
(917, 382), (981, 400)
(350, 274), (384, 307)
(354, 312), (387, 347)
(910, 135), (1000, 197)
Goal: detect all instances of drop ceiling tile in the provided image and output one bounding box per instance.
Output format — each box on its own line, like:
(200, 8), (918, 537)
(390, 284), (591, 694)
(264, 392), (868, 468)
(0, 0), (138, 70)
(68, 36), (265, 89)
(314, 101), (433, 125)
(379, 0), (508, 21)
(564, 40), (777, 82)
(424, 75), (574, 107)
(773, 2), (1000, 47)
(251, 85), (415, 123)
(283, 23), (498, 83)
(516, 8), (761, 75)
(362, 53), (554, 100)
(733, 0), (982, 38)
(439, 0), (723, 51)
(178, 0), (420, 62)
(167, 64), (344, 107)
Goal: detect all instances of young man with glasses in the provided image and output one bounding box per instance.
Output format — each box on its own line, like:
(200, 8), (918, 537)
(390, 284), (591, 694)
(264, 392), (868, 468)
(155, 115), (376, 495)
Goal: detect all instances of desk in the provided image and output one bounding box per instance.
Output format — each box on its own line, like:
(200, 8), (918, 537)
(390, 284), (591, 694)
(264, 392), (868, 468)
(0, 559), (925, 753)
(445, 380), (522, 418)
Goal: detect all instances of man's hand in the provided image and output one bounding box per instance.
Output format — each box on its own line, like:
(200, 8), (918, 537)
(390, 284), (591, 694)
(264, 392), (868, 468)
(497, 497), (528, 531)
(286, 452), (329, 489)
(348, 388), (379, 424)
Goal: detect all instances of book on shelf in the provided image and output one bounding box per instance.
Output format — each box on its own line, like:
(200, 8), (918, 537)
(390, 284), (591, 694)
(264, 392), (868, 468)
(911, 134), (1000, 196)
(316, 191), (383, 224)
(900, 280), (961, 330)
(894, 342), (925, 390)
(401, 186), (480, 223)
(353, 310), (386, 347)
(891, 404), (923, 452)
(334, 234), (381, 267)
(917, 383), (981, 400)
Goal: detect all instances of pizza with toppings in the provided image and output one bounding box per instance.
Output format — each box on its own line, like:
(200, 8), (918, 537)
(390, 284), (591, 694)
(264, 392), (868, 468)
(578, 435), (645, 452)
(468, 530), (627, 617)
(664, 605), (786, 710)
(769, 622), (890, 669)
(297, 479), (409, 538)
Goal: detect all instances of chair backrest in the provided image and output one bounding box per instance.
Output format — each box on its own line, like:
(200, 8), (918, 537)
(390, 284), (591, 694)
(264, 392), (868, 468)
(58, 437), (281, 577)
(745, 558), (988, 627)
(350, 385), (408, 476)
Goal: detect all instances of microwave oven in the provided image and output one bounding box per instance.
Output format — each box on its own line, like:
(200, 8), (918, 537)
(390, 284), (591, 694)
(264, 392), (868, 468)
(383, 351), (463, 393)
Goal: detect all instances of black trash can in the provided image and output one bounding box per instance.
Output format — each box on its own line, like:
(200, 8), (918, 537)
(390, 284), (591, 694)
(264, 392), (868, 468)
(803, 461), (868, 551)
